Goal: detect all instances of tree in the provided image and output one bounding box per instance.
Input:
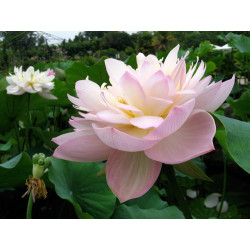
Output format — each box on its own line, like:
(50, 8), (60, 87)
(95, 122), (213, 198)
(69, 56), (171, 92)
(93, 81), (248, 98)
(135, 31), (154, 54)
(100, 32), (133, 51)
(0, 32), (37, 51)
(0, 32), (38, 69)
(84, 31), (105, 40)
(152, 31), (177, 51)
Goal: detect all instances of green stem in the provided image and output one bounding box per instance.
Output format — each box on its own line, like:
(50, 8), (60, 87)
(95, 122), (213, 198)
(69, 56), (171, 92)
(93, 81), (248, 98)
(217, 154), (227, 218)
(26, 191), (33, 219)
(164, 164), (192, 219)
(25, 94), (31, 149)
(14, 121), (21, 152)
(27, 94), (31, 122)
(53, 106), (57, 132)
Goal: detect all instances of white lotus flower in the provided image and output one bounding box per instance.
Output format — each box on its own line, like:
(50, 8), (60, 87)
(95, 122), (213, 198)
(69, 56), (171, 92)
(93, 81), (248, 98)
(6, 66), (57, 99)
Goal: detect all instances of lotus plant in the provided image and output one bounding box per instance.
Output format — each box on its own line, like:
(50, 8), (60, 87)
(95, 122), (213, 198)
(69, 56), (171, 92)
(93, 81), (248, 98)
(52, 45), (235, 203)
(6, 66), (57, 99)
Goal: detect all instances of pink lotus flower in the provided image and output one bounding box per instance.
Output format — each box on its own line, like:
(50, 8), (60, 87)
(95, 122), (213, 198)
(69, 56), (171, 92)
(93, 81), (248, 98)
(52, 45), (235, 203)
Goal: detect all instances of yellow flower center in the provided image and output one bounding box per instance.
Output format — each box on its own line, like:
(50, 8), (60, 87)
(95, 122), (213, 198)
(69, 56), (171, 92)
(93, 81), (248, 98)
(28, 74), (35, 86)
(116, 96), (127, 104)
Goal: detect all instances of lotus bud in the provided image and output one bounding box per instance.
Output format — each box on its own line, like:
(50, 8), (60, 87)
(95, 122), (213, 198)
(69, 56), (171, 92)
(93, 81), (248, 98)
(44, 157), (51, 168)
(32, 153), (39, 164)
(38, 153), (45, 161)
(32, 153), (49, 178)
(54, 67), (66, 81)
(38, 159), (44, 166)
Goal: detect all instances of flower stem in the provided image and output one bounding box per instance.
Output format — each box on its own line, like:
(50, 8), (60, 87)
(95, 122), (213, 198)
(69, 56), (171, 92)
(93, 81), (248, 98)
(53, 106), (57, 132)
(164, 164), (192, 219)
(217, 154), (227, 218)
(14, 121), (21, 152)
(25, 94), (31, 149)
(26, 191), (33, 219)
(27, 93), (31, 122)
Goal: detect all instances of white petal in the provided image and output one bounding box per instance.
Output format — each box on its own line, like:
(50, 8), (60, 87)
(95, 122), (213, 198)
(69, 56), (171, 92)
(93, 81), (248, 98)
(186, 189), (198, 199)
(38, 92), (57, 100)
(204, 193), (221, 208)
(216, 201), (229, 213)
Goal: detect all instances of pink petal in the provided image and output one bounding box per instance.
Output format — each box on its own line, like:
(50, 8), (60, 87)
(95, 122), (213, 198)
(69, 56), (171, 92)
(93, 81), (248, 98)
(137, 61), (156, 84)
(195, 75), (235, 112)
(143, 70), (176, 98)
(105, 58), (130, 83)
(75, 80), (106, 112)
(145, 98), (195, 140)
(100, 91), (116, 109)
(79, 112), (104, 122)
(117, 103), (144, 116)
(172, 59), (186, 89)
(92, 123), (158, 152)
(96, 110), (130, 124)
(67, 94), (90, 111)
(69, 117), (93, 130)
(118, 125), (150, 138)
(145, 54), (160, 66)
(145, 96), (173, 116)
(170, 52), (189, 85)
(177, 61), (187, 90)
(106, 150), (162, 203)
(173, 90), (196, 106)
(137, 54), (160, 70)
(52, 131), (93, 145)
(182, 58), (199, 89)
(119, 71), (146, 110)
(192, 75), (212, 94)
(188, 61), (206, 88)
(52, 132), (111, 162)
(162, 44), (180, 75)
(75, 79), (100, 93)
(143, 70), (165, 89)
(136, 53), (146, 68)
(47, 69), (55, 76)
(145, 110), (216, 164)
(130, 116), (163, 129)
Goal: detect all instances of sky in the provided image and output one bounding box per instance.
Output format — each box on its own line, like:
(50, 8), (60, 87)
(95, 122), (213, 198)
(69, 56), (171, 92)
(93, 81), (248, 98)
(44, 31), (80, 44)
(44, 31), (136, 45)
